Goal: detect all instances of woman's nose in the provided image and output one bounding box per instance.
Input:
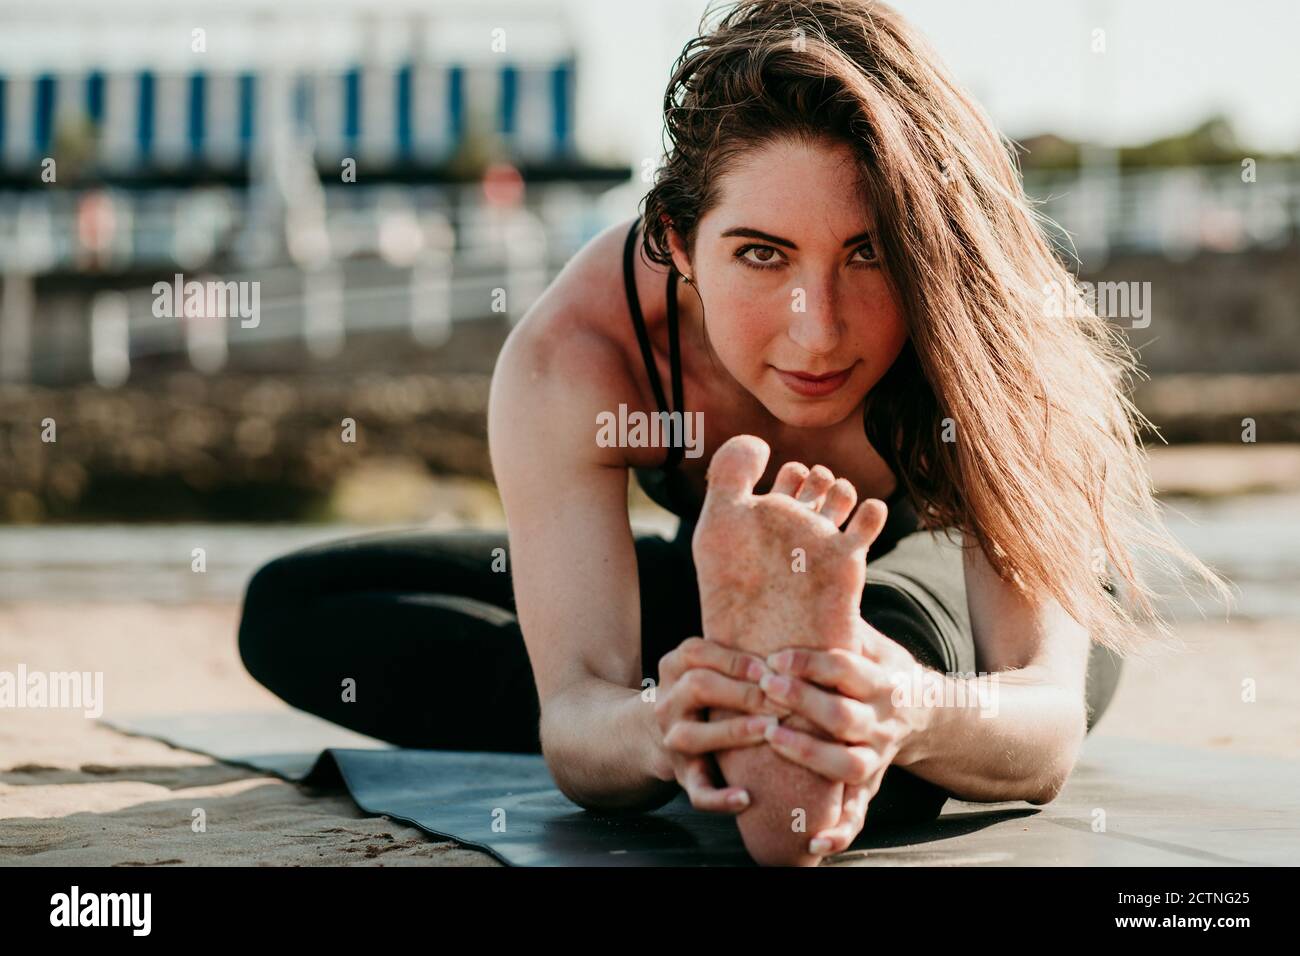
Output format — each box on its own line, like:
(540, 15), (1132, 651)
(785, 287), (842, 356)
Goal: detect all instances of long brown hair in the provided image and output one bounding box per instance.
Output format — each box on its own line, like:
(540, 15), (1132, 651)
(640, 0), (1229, 656)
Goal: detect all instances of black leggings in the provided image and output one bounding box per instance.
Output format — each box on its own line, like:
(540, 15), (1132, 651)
(237, 523), (1123, 825)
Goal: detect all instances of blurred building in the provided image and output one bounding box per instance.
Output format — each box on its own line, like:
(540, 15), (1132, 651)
(0, 0), (578, 176)
(0, 0), (1296, 389)
(0, 0), (630, 386)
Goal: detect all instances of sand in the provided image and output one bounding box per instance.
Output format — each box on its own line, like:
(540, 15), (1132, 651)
(1, 601), (1296, 866)
(0, 603), (494, 866)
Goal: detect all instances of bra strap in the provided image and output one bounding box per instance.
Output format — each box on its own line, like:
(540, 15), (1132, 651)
(623, 216), (686, 471)
(623, 217), (672, 421)
(663, 269), (685, 470)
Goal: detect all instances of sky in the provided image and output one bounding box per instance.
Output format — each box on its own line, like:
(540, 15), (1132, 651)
(1, 0), (1295, 163)
(570, 0), (1300, 163)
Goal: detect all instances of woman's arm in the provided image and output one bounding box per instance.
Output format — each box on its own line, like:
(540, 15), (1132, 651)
(489, 319), (770, 812)
(538, 671), (677, 810)
(763, 540), (1092, 810)
(490, 324), (665, 809)
(891, 542), (1092, 803)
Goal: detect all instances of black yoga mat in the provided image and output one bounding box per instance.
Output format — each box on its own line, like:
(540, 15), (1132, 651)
(100, 710), (1300, 867)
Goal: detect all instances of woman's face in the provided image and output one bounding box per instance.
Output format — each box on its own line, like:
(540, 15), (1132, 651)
(667, 136), (909, 430)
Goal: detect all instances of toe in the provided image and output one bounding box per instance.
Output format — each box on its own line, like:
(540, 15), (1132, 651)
(705, 435), (771, 502)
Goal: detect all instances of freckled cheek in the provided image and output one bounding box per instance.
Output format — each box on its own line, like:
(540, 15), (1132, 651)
(852, 310), (909, 381)
(709, 311), (786, 369)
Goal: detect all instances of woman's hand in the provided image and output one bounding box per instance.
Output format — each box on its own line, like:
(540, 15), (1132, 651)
(757, 620), (935, 853)
(653, 636), (785, 813)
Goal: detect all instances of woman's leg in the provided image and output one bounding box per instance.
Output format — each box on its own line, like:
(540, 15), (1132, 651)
(237, 529), (541, 752)
(1084, 638), (1124, 733)
(237, 527), (702, 754)
(656, 515), (1124, 852)
(857, 530), (977, 826)
(860, 529), (1126, 824)
(865, 529), (1125, 729)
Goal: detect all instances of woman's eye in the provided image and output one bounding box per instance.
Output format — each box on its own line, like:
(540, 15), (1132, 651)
(735, 242), (878, 270)
(736, 244), (783, 269)
(853, 241), (878, 265)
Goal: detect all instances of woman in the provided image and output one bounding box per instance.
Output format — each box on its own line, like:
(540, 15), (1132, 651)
(238, 0), (1225, 866)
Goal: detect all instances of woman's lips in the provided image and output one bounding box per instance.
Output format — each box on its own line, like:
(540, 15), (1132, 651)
(773, 363), (856, 397)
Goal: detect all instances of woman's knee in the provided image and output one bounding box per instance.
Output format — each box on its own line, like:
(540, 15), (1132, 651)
(237, 556), (300, 692)
(1084, 642), (1124, 733)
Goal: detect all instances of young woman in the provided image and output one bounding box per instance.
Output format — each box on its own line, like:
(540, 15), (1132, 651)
(238, 0), (1224, 866)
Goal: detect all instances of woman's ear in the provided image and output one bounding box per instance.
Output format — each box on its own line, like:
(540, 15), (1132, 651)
(662, 218), (694, 281)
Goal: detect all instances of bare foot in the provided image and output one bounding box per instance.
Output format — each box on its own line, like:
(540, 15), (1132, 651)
(693, 435), (887, 865)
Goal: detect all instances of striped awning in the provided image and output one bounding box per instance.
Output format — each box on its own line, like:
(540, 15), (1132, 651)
(0, 60), (576, 170)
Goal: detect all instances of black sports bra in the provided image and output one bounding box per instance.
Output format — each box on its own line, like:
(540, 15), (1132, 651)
(622, 215), (700, 521)
(622, 214), (919, 552)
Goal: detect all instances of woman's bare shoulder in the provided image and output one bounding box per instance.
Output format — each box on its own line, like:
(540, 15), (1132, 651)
(511, 216), (656, 356)
(489, 217), (660, 467)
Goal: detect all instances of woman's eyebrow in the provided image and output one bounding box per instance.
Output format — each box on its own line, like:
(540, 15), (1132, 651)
(718, 227), (874, 250)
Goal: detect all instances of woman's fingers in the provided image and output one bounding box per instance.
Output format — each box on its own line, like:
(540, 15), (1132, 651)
(656, 667), (782, 731)
(768, 646), (890, 701)
(679, 755), (750, 813)
(654, 637), (785, 806)
(808, 781), (874, 855)
(759, 670), (891, 746)
(763, 723), (885, 785)
(683, 667), (780, 715)
(673, 635), (769, 684)
(663, 714), (777, 755)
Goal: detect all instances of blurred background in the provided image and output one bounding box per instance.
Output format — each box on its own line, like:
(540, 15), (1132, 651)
(0, 0), (1296, 676)
(5, 0), (1294, 874)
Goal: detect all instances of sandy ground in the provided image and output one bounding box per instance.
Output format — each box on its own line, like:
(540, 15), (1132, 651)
(0, 603), (493, 866)
(1, 601), (1297, 866)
